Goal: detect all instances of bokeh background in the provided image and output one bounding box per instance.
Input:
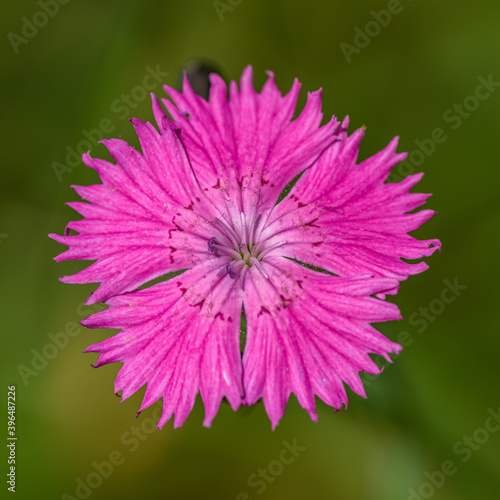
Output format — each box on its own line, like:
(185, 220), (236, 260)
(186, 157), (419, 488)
(2, 0), (499, 499)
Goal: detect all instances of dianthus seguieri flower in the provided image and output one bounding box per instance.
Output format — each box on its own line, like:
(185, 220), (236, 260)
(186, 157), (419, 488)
(50, 66), (440, 429)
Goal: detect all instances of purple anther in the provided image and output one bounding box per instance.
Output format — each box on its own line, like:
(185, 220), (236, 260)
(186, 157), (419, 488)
(208, 237), (216, 253)
(226, 263), (236, 279)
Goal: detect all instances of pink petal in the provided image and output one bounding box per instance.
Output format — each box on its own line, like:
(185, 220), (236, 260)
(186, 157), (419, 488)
(241, 257), (402, 428)
(49, 127), (226, 303)
(83, 261), (243, 428)
(261, 131), (441, 284)
(161, 65), (341, 212)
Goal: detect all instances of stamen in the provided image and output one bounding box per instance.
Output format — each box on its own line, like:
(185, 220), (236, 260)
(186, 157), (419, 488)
(226, 263), (236, 279)
(254, 210), (273, 249)
(215, 217), (239, 248)
(239, 265), (248, 287)
(256, 241), (285, 260)
(240, 242), (250, 262)
(250, 257), (268, 279)
(253, 224), (291, 255)
(211, 206), (279, 284)
(248, 211), (259, 248)
(231, 259), (245, 272)
(240, 212), (248, 248)
(207, 237), (216, 253)
(213, 243), (241, 260)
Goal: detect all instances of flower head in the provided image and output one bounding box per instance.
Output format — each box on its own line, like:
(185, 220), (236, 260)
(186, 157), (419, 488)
(50, 66), (440, 429)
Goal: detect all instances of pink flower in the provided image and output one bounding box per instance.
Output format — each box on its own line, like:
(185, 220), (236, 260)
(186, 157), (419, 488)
(50, 67), (440, 429)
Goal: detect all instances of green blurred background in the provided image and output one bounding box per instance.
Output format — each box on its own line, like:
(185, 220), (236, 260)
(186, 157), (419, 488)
(1, 0), (499, 499)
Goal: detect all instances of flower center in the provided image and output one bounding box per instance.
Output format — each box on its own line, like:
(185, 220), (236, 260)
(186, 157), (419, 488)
(207, 212), (271, 280)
